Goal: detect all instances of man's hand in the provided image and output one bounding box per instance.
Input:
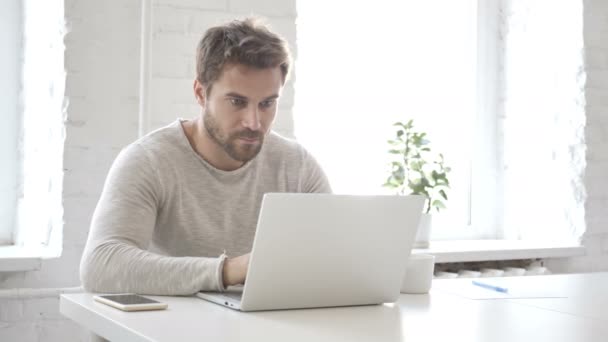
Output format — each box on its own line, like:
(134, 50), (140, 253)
(222, 253), (250, 287)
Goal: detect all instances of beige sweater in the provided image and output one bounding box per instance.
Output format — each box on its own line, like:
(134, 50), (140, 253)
(80, 120), (331, 295)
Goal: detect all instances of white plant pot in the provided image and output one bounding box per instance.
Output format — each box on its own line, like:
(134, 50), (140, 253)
(414, 213), (432, 248)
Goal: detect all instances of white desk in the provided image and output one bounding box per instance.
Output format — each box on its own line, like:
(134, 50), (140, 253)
(507, 272), (608, 322)
(60, 273), (608, 342)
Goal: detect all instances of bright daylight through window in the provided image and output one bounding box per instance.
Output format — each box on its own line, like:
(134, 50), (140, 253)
(0, 0), (65, 251)
(295, 0), (497, 239)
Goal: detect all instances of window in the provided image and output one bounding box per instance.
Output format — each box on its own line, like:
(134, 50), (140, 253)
(0, 0), (22, 245)
(1, 0), (65, 251)
(16, 0), (65, 251)
(294, 1), (499, 239)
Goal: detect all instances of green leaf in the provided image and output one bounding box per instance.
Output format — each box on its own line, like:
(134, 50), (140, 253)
(431, 170), (439, 181)
(389, 149), (402, 154)
(432, 199), (446, 210)
(408, 180), (425, 194)
(392, 167), (405, 182)
(439, 189), (448, 200)
(383, 181), (399, 189)
(409, 160), (422, 172)
(420, 177), (430, 188)
(383, 175), (402, 189)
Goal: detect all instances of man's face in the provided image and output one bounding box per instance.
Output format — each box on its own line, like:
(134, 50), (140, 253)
(199, 64), (283, 163)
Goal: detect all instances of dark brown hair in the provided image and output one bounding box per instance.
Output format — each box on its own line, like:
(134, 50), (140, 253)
(196, 18), (291, 92)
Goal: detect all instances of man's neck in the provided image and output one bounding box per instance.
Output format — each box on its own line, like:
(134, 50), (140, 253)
(182, 118), (245, 171)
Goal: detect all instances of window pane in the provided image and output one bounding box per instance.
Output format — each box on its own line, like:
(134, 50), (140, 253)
(0, 0), (21, 244)
(295, 1), (478, 233)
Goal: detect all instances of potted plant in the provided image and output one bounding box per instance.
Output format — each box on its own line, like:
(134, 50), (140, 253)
(383, 119), (451, 248)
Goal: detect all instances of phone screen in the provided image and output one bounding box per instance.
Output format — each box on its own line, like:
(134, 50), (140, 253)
(99, 294), (160, 305)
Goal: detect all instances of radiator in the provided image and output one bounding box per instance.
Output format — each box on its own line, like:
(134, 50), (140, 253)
(434, 260), (550, 279)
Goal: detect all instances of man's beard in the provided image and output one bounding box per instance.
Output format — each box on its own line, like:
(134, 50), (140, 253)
(203, 108), (264, 163)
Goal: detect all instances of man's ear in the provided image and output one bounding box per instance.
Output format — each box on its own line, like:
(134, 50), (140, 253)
(193, 79), (206, 107)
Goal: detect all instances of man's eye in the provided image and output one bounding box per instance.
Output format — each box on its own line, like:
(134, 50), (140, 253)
(260, 100), (275, 108)
(230, 98), (246, 106)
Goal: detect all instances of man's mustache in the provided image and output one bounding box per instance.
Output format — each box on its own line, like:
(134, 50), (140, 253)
(234, 130), (262, 139)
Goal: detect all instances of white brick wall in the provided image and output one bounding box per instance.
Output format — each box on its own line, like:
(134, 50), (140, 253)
(148, 2), (297, 135)
(547, 0), (608, 272)
(499, 0), (587, 242)
(1, 0), (297, 341)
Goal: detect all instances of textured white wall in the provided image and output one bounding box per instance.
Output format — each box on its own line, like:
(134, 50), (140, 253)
(499, 0), (586, 242)
(547, 0), (608, 272)
(0, 0), (296, 341)
(148, 0), (297, 135)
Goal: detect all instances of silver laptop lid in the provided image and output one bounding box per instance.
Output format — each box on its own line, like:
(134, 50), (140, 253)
(240, 193), (424, 311)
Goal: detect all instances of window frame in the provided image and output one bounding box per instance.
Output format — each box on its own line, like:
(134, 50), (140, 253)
(432, 0), (501, 240)
(0, 0), (22, 246)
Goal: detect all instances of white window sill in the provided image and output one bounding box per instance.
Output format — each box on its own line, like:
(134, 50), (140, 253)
(412, 240), (586, 263)
(1, 240), (586, 271)
(0, 245), (42, 272)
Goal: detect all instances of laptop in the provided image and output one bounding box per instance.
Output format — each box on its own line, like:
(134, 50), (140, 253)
(197, 193), (424, 311)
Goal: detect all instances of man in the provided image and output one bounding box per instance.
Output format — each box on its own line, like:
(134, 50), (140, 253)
(80, 18), (331, 295)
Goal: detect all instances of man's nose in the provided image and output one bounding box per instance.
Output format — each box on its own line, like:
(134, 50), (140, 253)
(242, 105), (261, 131)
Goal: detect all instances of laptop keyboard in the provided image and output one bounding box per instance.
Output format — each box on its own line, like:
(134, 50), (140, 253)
(220, 292), (243, 301)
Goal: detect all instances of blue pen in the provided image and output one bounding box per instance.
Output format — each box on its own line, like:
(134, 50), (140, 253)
(472, 280), (509, 293)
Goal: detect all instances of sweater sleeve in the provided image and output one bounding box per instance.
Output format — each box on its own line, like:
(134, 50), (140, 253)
(300, 148), (332, 194)
(80, 143), (225, 295)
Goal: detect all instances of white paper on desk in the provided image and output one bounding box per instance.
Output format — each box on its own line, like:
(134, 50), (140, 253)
(434, 281), (568, 300)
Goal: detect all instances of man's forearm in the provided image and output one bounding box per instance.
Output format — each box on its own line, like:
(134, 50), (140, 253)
(81, 240), (224, 295)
